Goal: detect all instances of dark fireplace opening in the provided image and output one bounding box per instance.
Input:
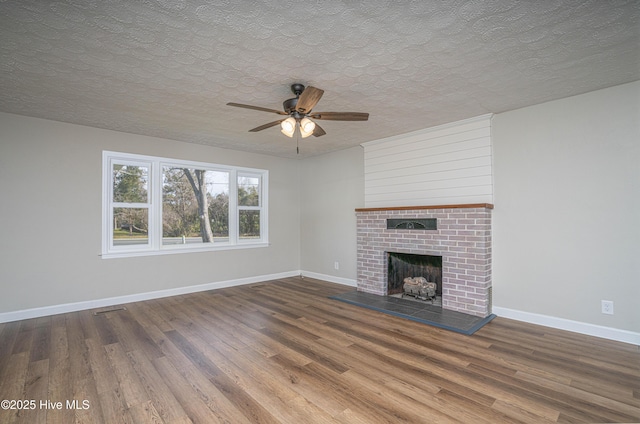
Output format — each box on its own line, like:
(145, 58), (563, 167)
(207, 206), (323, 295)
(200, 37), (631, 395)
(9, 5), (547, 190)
(387, 252), (442, 297)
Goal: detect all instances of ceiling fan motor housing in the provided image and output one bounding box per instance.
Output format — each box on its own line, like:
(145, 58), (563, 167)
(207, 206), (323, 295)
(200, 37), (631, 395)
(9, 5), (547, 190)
(283, 97), (298, 113)
(283, 83), (306, 113)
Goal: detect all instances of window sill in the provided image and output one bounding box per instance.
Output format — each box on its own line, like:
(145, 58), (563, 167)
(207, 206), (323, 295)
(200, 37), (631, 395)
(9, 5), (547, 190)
(101, 241), (270, 259)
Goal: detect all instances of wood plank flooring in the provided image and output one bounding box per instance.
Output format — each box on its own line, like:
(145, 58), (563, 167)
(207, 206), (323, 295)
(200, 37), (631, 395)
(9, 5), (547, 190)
(0, 277), (638, 423)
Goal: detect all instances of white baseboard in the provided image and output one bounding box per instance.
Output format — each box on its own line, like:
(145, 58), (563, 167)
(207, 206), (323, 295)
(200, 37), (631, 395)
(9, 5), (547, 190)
(0, 270), (301, 323)
(6, 276), (635, 346)
(299, 270), (356, 287)
(493, 306), (640, 346)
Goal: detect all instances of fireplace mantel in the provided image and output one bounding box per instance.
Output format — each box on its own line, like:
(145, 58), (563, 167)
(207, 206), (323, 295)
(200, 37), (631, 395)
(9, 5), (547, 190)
(356, 203), (493, 212)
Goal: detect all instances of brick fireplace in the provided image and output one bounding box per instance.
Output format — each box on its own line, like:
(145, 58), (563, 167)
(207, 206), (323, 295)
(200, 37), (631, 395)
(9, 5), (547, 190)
(356, 204), (493, 318)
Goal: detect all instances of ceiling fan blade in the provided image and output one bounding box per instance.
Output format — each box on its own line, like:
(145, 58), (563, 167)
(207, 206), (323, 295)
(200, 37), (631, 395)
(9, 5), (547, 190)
(309, 112), (369, 121)
(312, 123), (326, 137)
(227, 102), (287, 115)
(249, 120), (284, 132)
(295, 86), (324, 113)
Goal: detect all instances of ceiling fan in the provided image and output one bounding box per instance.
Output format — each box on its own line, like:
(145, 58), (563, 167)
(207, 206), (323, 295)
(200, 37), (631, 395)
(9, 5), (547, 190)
(227, 83), (369, 139)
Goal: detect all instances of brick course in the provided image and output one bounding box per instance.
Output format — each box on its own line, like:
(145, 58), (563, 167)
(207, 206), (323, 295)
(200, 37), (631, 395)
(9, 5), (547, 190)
(356, 206), (492, 317)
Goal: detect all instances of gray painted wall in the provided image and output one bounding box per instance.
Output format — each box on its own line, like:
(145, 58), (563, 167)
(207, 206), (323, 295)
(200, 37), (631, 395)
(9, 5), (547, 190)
(0, 114), (301, 313)
(492, 81), (639, 333)
(299, 146), (364, 282)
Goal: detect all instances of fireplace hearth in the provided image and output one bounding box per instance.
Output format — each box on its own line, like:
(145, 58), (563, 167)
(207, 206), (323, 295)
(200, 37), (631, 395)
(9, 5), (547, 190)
(356, 204), (493, 318)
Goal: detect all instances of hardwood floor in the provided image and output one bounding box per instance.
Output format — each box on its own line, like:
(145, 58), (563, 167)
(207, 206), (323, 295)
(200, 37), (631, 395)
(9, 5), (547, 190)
(0, 277), (638, 423)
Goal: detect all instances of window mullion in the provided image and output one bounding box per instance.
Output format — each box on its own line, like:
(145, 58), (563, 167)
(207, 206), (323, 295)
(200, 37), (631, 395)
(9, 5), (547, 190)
(260, 172), (268, 243)
(229, 169), (239, 244)
(103, 153), (113, 254)
(150, 159), (161, 250)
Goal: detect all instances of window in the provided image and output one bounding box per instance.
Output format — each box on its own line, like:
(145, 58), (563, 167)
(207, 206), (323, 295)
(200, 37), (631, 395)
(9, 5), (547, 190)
(102, 151), (268, 258)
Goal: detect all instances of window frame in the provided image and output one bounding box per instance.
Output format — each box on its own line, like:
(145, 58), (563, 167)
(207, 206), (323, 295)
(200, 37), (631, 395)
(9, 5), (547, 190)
(102, 151), (269, 259)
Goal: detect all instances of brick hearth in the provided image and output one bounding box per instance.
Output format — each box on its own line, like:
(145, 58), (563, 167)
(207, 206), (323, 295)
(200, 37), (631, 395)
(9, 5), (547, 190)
(356, 204), (493, 318)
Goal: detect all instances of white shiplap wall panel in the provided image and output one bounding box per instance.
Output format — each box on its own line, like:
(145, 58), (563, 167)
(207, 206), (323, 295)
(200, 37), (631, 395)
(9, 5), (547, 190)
(365, 145), (491, 175)
(365, 127), (491, 164)
(366, 186), (492, 201)
(365, 157), (492, 187)
(362, 115), (493, 207)
(365, 175), (493, 195)
(365, 156), (492, 185)
(365, 118), (491, 154)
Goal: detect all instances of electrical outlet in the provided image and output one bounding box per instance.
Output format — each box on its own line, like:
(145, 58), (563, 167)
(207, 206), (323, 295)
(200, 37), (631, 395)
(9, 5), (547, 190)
(601, 300), (614, 315)
(334, 261), (339, 270)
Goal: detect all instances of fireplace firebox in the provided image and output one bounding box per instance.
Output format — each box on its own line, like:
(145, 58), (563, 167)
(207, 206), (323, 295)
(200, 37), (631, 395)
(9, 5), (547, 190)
(387, 252), (442, 297)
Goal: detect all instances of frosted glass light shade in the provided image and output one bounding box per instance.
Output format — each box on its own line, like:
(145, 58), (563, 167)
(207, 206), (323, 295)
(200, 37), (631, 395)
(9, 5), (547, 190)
(280, 117), (296, 137)
(299, 117), (315, 138)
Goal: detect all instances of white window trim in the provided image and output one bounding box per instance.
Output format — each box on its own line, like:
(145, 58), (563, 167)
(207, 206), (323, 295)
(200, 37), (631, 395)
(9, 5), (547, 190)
(102, 151), (269, 259)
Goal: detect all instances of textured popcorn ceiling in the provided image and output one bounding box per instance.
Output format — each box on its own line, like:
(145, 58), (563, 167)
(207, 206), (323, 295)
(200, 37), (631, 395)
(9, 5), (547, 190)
(1, 1), (638, 158)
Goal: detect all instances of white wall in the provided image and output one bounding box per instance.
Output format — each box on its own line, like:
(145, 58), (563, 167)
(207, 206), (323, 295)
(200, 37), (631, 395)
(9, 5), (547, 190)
(492, 81), (640, 334)
(0, 113), (301, 317)
(299, 146), (363, 285)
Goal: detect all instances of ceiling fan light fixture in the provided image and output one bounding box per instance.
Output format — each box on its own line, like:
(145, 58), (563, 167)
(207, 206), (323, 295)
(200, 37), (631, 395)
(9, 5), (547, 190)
(299, 117), (316, 138)
(226, 83), (369, 144)
(280, 117), (296, 137)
